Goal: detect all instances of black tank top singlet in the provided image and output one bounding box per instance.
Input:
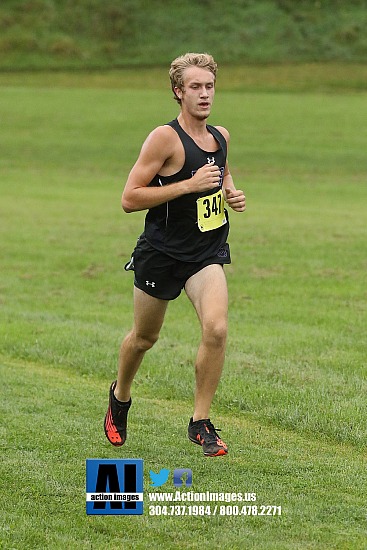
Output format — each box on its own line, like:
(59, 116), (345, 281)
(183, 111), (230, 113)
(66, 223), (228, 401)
(143, 118), (230, 262)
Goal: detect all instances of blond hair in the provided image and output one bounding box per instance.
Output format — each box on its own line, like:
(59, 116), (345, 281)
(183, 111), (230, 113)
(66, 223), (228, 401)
(169, 52), (217, 104)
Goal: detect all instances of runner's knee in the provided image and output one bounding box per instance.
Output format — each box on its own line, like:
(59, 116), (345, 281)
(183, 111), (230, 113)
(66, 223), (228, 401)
(133, 330), (159, 352)
(202, 319), (227, 348)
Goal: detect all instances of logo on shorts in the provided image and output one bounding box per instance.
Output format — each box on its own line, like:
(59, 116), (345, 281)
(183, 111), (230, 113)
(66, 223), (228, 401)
(146, 281), (156, 287)
(217, 247), (228, 258)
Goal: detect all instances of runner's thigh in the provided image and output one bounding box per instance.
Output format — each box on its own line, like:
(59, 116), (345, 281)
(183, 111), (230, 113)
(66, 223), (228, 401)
(184, 264), (228, 324)
(133, 286), (169, 339)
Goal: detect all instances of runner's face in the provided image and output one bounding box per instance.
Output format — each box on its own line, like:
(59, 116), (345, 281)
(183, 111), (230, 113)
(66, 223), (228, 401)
(176, 67), (215, 120)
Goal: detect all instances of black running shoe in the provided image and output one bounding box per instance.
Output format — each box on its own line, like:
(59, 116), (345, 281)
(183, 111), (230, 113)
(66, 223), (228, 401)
(188, 417), (228, 457)
(104, 381), (131, 446)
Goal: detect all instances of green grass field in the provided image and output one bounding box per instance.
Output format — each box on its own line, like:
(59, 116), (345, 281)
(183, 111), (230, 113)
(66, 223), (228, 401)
(1, 0), (367, 69)
(0, 69), (366, 549)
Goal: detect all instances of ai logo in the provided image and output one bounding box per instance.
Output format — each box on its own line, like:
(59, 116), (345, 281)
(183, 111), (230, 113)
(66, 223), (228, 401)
(86, 459), (143, 515)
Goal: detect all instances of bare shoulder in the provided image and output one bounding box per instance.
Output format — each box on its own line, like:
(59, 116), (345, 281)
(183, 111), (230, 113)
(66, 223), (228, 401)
(214, 125), (230, 143)
(136, 125), (178, 165)
(143, 124), (178, 150)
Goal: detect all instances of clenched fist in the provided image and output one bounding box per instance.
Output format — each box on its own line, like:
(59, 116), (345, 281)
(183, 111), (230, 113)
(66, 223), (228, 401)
(189, 162), (222, 193)
(224, 188), (246, 212)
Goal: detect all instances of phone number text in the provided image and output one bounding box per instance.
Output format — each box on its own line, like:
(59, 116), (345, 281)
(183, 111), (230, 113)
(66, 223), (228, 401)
(149, 504), (282, 516)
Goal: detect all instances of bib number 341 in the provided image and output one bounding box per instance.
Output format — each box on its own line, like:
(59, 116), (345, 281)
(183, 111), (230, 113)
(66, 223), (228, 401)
(197, 189), (227, 232)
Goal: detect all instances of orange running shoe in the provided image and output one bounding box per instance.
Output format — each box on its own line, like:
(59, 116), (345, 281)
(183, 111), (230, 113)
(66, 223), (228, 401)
(104, 381), (131, 446)
(188, 418), (228, 457)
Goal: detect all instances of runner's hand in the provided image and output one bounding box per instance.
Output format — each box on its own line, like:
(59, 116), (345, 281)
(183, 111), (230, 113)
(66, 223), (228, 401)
(189, 162), (221, 192)
(225, 188), (246, 212)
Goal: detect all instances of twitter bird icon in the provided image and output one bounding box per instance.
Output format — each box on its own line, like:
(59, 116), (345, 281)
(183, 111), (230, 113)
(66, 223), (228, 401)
(149, 468), (170, 487)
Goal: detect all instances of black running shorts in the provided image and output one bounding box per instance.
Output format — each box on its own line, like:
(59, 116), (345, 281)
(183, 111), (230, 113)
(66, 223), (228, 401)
(125, 236), (231, 300)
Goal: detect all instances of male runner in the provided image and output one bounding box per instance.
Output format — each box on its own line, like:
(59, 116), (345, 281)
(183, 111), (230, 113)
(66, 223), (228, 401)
(104, 53), (246, 457)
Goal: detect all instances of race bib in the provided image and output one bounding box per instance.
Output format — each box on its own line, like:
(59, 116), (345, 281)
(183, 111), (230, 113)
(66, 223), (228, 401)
(197, 189), (227, 232)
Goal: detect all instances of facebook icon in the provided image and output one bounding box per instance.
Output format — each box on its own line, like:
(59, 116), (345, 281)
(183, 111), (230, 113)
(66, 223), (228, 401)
(173, 468), (193, 487)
